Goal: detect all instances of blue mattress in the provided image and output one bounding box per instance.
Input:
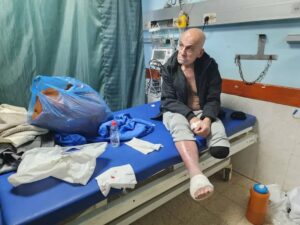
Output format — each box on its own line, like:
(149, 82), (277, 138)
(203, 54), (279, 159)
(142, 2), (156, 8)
(0, 102), (256, 225)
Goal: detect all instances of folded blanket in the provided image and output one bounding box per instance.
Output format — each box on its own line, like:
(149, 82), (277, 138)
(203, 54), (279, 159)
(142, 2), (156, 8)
(1, 124), (48, 147)
(0, 104), (27, 133)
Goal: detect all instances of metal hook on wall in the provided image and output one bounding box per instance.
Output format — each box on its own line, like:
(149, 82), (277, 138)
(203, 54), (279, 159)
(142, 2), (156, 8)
(236, 34), (278, 60)
(235, 34), (278, 85)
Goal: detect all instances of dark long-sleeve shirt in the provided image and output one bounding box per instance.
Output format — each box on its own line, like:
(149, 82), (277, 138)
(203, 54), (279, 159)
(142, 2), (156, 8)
(160, 51), (222, 122)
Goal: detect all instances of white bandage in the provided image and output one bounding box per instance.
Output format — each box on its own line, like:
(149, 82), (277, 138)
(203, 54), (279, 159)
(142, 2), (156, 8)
(190, 121), (201, 130)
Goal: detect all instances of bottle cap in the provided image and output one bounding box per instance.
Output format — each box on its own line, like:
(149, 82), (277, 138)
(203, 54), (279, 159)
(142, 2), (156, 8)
(111, 120), (117, 126)
(253, 183), (269, 194)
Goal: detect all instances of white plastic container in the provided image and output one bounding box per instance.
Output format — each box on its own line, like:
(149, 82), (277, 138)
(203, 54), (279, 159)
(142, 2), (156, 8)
(110, 120), (120, 147)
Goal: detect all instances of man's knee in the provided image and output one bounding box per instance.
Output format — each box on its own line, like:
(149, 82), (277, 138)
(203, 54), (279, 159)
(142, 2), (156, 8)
(164, 112), (189, 129)
(209, 146), (230, 159)
(163, 112), (195, 142)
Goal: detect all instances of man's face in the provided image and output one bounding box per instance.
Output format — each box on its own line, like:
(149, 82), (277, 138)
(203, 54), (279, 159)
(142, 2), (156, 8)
(177, 35), (203, 66)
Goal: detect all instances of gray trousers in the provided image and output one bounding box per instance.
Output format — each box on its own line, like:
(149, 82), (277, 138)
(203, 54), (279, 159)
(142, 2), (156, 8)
(163, 111), (230, 148)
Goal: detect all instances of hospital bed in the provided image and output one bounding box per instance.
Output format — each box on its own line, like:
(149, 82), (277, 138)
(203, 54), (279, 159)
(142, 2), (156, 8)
(0, 102), (257, 225)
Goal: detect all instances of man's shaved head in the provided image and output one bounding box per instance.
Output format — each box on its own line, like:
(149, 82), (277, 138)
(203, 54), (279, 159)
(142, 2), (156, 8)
(181, 28), (206, 48)
(177, 28), (206, 66)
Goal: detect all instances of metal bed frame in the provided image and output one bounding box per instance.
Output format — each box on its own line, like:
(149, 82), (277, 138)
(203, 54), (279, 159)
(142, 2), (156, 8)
(67, 126), (257, 225)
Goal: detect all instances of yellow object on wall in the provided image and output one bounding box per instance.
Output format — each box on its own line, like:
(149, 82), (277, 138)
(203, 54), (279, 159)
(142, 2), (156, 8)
(176, 12), (189, 29)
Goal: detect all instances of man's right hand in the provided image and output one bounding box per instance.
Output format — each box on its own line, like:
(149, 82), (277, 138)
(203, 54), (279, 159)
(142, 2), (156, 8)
(189, 117), (211, 137)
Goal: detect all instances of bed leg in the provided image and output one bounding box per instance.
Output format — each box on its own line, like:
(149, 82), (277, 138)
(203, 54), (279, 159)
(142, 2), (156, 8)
(222, 164), (232, 181)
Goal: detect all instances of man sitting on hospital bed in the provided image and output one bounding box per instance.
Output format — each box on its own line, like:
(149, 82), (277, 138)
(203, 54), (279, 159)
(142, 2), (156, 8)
(159, 28), (230, 201)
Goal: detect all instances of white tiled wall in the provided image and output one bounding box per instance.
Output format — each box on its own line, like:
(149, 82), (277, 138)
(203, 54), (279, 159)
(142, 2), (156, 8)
(221, 93), (300, 191)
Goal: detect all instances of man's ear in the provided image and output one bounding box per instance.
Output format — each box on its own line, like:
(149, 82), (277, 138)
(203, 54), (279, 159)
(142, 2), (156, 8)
(198, 48), (204, 58)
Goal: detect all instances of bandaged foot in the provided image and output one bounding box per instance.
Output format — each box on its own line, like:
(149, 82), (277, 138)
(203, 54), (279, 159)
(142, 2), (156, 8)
(190, 174), (214, 201)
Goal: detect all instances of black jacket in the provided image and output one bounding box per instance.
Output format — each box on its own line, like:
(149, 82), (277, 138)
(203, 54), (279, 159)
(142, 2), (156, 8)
(159, 51), (222, 122)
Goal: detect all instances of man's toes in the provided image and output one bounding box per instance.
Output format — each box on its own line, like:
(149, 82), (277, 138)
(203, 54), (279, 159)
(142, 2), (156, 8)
(190, 174), (214, 201)
(195, 186), (213, 199)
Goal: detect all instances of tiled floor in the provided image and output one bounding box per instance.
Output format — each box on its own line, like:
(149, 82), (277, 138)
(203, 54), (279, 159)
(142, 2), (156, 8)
(132, 171), (258, 225)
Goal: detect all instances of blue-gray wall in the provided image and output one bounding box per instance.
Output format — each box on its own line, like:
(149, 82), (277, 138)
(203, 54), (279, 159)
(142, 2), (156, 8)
(142, 0), (300, 88)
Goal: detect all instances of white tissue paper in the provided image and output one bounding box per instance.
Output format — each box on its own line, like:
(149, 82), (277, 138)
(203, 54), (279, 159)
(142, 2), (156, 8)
(95, 164), (137, 197)
(8, 142), (107, 186)
(125, 137), (163, 154)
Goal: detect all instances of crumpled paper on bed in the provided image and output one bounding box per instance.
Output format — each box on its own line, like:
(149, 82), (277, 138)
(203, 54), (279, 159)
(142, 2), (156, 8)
(95, 164), (137, 197)
(125, 137), (163, 154)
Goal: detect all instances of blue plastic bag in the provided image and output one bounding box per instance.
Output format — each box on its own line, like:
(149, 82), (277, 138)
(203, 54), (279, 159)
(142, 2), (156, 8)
(28, 75), (113, 136)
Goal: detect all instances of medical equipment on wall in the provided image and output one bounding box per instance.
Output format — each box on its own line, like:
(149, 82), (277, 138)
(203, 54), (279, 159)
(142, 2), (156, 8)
(164, 0), (177, 8)
(162, 0), (189, 29)
(235, 34), (278, 85)
(146, 47), (175, 103)
(151, 48), (174, 65)
(146, 59), (163, 103)
(174, 10), (189, 29)
(175, 0), (189, 29)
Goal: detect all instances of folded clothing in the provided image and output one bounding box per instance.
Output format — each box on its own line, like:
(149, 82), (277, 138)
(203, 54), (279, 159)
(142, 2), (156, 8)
(1, 124), (48, 147)
(0, 104), (27, 133)
(95, 164), (137, 197)
(0, 142), (20, 174)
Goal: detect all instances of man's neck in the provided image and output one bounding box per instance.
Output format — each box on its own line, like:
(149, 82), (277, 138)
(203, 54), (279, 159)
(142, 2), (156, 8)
(181, 63), (194, 72)
(181, 63), (195, 80)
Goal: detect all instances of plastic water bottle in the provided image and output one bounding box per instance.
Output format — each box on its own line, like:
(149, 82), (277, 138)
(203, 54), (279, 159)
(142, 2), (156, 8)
(110, 120), (120, 147)
(246, 183), (270, 225)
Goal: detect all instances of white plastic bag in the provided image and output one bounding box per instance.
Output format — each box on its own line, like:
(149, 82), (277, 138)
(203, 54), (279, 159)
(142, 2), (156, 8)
(8, 142), (107, 186)
(266, 184), (298, 225)
(288, 187), (300, 224)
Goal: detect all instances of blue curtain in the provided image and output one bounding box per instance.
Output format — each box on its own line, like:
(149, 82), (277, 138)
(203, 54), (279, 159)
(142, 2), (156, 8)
(0, 0), (145, 111)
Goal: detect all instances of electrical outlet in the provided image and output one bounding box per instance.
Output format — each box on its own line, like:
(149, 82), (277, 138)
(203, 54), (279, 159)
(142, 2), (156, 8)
(173, 18), (178, 27)
(292, 2), (300, 13)
(203, 13), (217, 24)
